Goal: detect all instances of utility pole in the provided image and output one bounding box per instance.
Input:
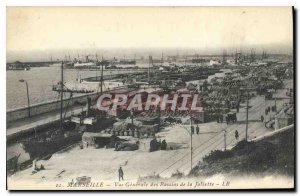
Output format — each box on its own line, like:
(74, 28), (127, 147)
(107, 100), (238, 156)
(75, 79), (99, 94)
(19, 79), (31, 117)
(264, 95), (266, 126)
(158, 106), (161, 131)
(25, 81), (30, 117)
(190, 117), (193, 171)
(223, 129), (227, 151)
(100, 56), (104, 95)
(275, 97), (277, 113)
(148, 56), (151, 85)
(131, 110), (134, 126)
(245, 90), (249, 142)
(34, 127), (37, 138)
(60, 61), (64, 131)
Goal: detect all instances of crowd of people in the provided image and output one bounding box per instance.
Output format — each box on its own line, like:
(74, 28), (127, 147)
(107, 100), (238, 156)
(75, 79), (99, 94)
(149, 138), (168, 152)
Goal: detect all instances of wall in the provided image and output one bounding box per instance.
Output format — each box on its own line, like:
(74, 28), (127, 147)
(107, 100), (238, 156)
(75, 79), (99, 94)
(6, 92), (100, 123)
(7, 70), (146, 123)
(6, 86), (136, 123)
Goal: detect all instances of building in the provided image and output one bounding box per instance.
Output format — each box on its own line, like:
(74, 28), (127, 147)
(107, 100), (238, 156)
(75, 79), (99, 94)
(82, 132), (118, 148)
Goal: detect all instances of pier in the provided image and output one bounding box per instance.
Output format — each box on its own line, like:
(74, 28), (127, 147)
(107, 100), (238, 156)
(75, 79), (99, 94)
(6, 68), (148, 142)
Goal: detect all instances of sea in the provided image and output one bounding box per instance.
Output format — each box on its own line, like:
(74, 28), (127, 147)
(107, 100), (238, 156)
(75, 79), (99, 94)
(6, 67), (139, 111)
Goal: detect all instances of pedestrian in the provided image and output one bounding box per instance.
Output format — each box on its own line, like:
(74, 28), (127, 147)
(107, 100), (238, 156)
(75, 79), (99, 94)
(196, 125), (200, 135)
(150, 138), (158, 152)
(118, 167), (124, 181)
(32, 159), (37, 171)
(161, 139), (167, 150)
(115, 141), (120, 151)
(158, 139), (162, 150)
(191, 125), (195, 135)
(261, 115), (264, 123)
(235, 130), (239, 141)
(40, 164), (45, 170)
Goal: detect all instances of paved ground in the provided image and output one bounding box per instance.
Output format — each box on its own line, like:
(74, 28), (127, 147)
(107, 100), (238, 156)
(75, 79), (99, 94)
(8, 90), (275, 189)
(7, 105), (86, 138)
(8, 80), (293, 190)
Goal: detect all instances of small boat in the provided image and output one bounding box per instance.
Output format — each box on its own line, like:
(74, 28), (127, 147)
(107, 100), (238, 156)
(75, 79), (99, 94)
(20, 126), (82, 159)
(7, 153), (21, 174)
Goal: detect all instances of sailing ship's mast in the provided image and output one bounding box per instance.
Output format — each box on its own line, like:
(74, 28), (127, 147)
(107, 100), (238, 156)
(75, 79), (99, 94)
(100, 56), (104, 95)
(222, 49), (227, 65)
(60, 61), (64, 130)
(148, 56), (151, 85)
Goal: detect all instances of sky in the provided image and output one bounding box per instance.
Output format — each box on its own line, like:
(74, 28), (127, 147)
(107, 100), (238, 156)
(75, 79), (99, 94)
(6, 7), (293, 61)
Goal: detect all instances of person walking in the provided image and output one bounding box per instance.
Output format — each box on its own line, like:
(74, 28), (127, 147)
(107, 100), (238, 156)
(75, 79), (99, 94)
(261, 115), (264, 123)
(118, 167), (124, 181)
(196, 125), (200, 135)
(235, 130), (239, 141)
(191, 125), (195, 135)
(161, 139), (167, 150)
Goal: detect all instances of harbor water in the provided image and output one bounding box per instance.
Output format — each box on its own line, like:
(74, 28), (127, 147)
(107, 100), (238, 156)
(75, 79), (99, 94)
(6, 67), (139, 111)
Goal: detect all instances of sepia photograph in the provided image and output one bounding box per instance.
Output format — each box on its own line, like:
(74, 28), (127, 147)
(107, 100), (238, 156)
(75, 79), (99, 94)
(6, 6), (294, 190)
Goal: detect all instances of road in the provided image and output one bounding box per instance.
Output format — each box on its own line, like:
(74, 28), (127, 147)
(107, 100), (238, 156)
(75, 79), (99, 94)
(8, 90), (277, 189)
(8, 80), (294, 189)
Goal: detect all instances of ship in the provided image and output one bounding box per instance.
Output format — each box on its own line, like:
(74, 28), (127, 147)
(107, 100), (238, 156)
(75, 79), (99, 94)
(74, 55), (99, 69)
(49, 62), (62, 67)
(7, 153), (21, 174)
(20, 61), (110, 159)
(63, 61), (74, 69)
(110, 57), (137, 69)
(49, 61), (74, 69)
(20, 122), (82, 159)
(20, 110), (117, 159)
(74, 61), (97, 69)
(20, 61), (82, 159)
(49, 55), (74, 69)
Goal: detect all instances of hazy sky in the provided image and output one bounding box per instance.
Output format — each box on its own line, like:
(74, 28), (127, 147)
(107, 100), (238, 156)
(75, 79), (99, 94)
(7, 7), (293, 60)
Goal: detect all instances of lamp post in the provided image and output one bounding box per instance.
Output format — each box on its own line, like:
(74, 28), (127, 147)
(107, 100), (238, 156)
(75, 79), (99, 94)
(179, 117), (194, 172)
(223, 129), (227, 151)
(190, 117), (193, 172)
(245, 90), (249, 142)
(19, 79), (30, 117)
